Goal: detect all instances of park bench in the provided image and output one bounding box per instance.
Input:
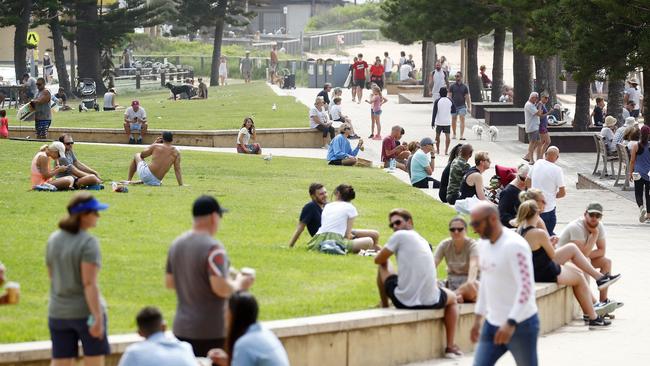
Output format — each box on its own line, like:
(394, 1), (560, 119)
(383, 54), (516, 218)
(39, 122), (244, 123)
(398, 93), (432, 104)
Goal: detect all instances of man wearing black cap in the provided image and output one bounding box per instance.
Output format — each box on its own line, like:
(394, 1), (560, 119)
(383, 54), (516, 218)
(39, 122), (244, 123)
(126, 131), (183, 186)
(165, 195), (254, 358)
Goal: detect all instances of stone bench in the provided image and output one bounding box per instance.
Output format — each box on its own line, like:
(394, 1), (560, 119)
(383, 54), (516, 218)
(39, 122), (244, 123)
(0, 283), (577, 366)
(398, 93), (432, 104)
(517, 124), (602, 143)
(385, 83), (424, 95)
(471, 102), (514, 119)
(8, 126), (324, 148)
(517, 124), (599, 152)
(484, 108), (525, 126)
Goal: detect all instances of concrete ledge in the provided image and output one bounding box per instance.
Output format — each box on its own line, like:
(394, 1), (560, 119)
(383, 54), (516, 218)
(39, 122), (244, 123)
(515, 125), (597, 153)
(385, 84), (424, 95)
(484, 108), (524, 126)
(517, 124), (601, 144)
(576, 172), (610, 190)
(0, 283), (578, 366)
(398, 93), (432, 104)
(471, 102), (514, 119)
(7, 126), (324, 148)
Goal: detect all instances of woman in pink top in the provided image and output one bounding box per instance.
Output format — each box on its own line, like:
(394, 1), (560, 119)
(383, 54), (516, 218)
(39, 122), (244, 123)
(0, 110), (8, 138)
(365, 85), (387, 140)
(31, 142), (74, 189)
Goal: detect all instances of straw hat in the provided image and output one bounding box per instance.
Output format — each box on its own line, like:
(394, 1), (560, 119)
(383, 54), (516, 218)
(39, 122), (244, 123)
(604, 116), (617, 127)
(625, 117), (636, 127)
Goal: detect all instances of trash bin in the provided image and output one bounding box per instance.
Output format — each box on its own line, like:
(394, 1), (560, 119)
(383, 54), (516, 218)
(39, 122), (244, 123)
(316, 58), (325, 88)
(307, 58), (317, 88)
(324, 59), (335, 85)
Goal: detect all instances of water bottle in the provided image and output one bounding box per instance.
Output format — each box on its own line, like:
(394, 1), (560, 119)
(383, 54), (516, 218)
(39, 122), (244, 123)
(389, 158), (396, 171)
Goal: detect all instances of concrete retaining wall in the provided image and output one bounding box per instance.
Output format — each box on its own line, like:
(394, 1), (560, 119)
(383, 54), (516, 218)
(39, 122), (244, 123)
(0, 283), (578, 366)
(7, 126), (324, 149)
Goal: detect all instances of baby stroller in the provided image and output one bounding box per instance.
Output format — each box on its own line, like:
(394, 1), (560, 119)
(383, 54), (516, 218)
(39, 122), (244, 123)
(77, 78), (100, 112)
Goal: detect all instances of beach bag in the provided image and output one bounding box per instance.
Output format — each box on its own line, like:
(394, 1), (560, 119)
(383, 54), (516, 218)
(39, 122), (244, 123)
(319, 240), (347, 255)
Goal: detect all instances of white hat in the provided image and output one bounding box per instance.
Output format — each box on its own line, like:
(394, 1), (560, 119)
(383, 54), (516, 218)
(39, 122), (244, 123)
(517, 163), (530, 178)
(628, 78), (639, 85)
(50, 141), (66, 158)
(604, 116), (617, 127)
(625, 117), (636, 127)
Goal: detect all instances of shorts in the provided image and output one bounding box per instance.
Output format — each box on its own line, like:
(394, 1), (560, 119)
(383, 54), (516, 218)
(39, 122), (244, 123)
(129, 122), (142, 131)
(242, 71), (252, 79)
(452, 106), (467, 116)
(237, 143), (261, 154)
(35, 119), (52, 137)
(436, 125), (450, 134)
(371, 109), (382, 116)
(527, 131), (541, 142)
(384, 72), (392, 79)
(385, 275), (447, 309)
(137, 160), (162, 186)
(49, 316), (110, 358)
(307, 232), (354, 252)
(354, 79), (366, 88)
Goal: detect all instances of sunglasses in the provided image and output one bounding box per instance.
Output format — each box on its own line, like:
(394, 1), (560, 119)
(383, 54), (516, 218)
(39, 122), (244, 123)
(449, 227), (464, 232)
(65, 142), (74, 146)
(389, 219), (403, 228)
(588, 212), (602, 219)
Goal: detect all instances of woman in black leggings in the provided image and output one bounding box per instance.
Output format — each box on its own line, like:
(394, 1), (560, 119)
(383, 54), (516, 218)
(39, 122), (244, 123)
(629, 125), (650, 223)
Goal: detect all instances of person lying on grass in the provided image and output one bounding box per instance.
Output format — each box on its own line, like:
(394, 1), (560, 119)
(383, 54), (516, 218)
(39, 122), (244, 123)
(125, 131), (184, 186)
(306, 184), (380, 254)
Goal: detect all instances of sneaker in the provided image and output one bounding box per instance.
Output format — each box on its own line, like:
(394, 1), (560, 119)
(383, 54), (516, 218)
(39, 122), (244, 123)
(349, 134), (360, 140)
(129, 137), (135, 144)
(368, 134), (374, 138)
(596, 273), (621, 290)
(372, 135), (382, 140)
(640, 206), (647, 223)
(136, 137), (143, 144)
(444, 345), (463, 359)
(588, 315), (611, 329)
(594, 300), (617, 317)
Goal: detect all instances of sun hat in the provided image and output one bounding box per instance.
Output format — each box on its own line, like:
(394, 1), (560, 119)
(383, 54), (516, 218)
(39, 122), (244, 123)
(625, 117), (636, 127)
(69, 197), (109, 214)
(604, 116), (617, 127)
(50, 141), (66, 158)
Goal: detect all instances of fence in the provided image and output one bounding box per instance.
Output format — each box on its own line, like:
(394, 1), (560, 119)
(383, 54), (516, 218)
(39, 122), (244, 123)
(111, 69), (193, 90)
(302, 29), (380, 52)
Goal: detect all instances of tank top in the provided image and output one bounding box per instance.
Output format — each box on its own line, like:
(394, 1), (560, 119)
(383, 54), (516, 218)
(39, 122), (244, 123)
(459, 167), (480, 199)
(372, 94), (382, 112)
(518, 225), (561, 282)
(34, 90), (52, 121)
(31, 151), (48, 185)
(634, 143), (650, 181)
(0, 117), (8, 138)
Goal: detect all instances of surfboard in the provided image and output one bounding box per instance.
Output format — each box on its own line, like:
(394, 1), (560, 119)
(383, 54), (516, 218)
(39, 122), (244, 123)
(17, 103), (35, 121)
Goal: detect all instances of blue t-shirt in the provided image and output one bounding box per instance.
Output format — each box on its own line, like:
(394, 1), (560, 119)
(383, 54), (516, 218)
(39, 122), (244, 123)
(299, 201), (322, 236)
(232, 323), (290, 366)
(410, 149), (432, 184)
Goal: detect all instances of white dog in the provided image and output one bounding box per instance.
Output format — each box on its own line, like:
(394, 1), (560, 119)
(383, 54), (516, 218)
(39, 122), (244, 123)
(488, 125), (499, 142)
(472, 124), (484, 140)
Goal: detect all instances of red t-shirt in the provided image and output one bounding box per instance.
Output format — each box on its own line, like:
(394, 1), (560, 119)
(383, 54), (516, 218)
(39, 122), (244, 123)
(370, 64), (384, 77)
(381, 136), (397, 162)
(353, 61), (368, 80)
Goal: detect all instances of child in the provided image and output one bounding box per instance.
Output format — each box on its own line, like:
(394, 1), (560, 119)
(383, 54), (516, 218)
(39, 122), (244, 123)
(0, 110), (8, 138)
(219, 56), (228, 86)
(330, 97), (359, 139)
(365, 85), (387, 140)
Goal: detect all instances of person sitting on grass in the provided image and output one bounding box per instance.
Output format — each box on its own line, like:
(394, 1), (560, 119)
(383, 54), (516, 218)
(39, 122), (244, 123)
(289, 183), (328, 248)
(326, 124), (364, 166)
(103, 88), (119, 111)
(307, 184), (380, 254)
(56, 134), (102, 189)
(382, 125), (410, 171)
(329, 97), (359, 139)
(0, 262), (9, 304)
(0, 109), (8, 139)
(375, 209), (462, 359)
(434, 217), (479, 303)
(118, 307), (197, 366)
(236, 117), (262, 154)
(124, 100), (147, 144)
(126, 131), (183, 186)
(195, 78), (208, 99)
(208, 292), (290, 366)
(410, 137), (441, 189)
(31, 141), (74, 190)
(54, 87), (71, 111)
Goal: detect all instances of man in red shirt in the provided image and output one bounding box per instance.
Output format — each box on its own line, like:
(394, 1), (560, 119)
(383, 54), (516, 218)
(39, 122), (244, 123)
(352, 53), (368, 104)
(381, 125), (410, 172)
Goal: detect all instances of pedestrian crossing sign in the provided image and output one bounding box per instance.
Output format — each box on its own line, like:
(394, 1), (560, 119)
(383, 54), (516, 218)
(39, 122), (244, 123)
(26, 32), (39, 47)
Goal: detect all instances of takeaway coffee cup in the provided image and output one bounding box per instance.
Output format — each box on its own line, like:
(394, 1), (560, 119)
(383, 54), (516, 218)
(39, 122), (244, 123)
(240, 267), (256, 278)
(6, 282), (20, 304)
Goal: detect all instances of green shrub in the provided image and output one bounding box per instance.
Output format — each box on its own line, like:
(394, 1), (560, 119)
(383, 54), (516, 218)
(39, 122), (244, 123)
(305, 3), (385, 31)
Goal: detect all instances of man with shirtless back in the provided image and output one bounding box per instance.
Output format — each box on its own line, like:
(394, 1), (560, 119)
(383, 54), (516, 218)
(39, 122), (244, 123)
(127, 131), (183, 186)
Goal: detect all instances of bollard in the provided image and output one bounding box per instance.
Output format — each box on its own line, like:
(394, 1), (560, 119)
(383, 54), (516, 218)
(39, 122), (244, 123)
(161, 71), (166, 87)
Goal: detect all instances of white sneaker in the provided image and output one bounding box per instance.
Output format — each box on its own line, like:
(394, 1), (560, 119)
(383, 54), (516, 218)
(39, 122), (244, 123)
(640, 206), (647, 223)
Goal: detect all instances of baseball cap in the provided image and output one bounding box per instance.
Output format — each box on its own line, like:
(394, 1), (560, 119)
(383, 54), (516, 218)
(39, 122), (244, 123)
(586, 202), (603, 214)
(69, 197), (109, 214)
(193, 195), (228, 217)
(131, 100), (140, 107)
(420, 137), (434, 146)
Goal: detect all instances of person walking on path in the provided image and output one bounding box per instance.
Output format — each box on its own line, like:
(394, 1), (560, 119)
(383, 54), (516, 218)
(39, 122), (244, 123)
(240, 52), (253, 84)
(165, 195), (254, 357)
(469, 202), (539, 366)
(32, 77), (52, 139)
(269, 45), (279, 81)
(383, 52), (393, 82)
(365, 85), (387, 140)
(352, 54), (369, 104)
(526, 146), (566, 235)
(624, 79), (642, 118)
(449, 72), (471, 140)
(432, 87), (455, 155)
(430, 62), (448, 101)
(370, 56), (385, 90)
(628, 125), (650, 222)
(218, 57), (228, 86)
(375, 209), (462, 359)
(536, 94), (552, 158)
(47, 194), (111, 366)
(523, 92), (543, 163)
(348, 56), (358, 102)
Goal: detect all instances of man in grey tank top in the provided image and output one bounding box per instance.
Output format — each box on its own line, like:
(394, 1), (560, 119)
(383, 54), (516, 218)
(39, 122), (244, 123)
(165, 195), (254, 357)
(31, 78), (52, 139)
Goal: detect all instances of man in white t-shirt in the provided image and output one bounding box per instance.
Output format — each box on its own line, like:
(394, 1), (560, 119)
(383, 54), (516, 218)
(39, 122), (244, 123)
(124, 100), (148, 144)
(624, 79), (642, 118)
(469, 202), (539, 365)
(432, 88), (456, 155)
(383, 52), (393, 81)
(399, 63), (413, 82)
(523, 92), (543, 163)
(526, 146), (566, 235)
(429, 62), (448, 100)
(375, 209), (462, 359)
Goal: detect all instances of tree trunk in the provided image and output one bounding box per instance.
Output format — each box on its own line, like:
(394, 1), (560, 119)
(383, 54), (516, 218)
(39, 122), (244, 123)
(643, 70), (650, 125)
(466, 36), (482, 102)
(533, 56), (548, 94)
(573, 80), (591, 131)
(546, 55), (558, 106)
(209, 0), (228, 87)
(421, 41), (436, 98)
(512, 23), (531, 107)
(490, 27), (505, 102)
(607, 79), (625, 125)
(76, 1), (106, 94)
(49, 9), (72, 96)
(14, 0), (32, 81)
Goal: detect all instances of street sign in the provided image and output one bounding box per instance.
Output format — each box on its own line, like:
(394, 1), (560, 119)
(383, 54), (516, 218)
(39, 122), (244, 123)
(26, 31), (39, 47)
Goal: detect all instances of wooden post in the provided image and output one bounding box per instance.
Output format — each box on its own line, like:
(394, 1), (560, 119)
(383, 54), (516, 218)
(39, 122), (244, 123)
(200, 57), (204, 74)
(175, 56), (180, 65)
(161, 71), (165, 87)
(136, 69), (141, 89)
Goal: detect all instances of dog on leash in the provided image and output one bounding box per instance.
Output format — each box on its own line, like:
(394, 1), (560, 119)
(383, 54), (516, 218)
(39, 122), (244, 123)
(165, 82), (195, 100)
(487, 125), (499, 142)
(472, 124), (484, 140)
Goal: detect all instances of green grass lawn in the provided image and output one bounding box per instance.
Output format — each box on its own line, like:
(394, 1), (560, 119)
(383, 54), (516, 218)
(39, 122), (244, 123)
(50, 82), (307, 131)
(0, 140), (456, 343)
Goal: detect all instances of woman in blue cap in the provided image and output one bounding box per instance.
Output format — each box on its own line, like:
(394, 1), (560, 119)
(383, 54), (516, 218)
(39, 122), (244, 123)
(46, 193), (111, 366)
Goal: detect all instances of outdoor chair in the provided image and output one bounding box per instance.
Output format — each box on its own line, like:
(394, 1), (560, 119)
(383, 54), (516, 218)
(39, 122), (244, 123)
(592, 134), (602, 175)
(614, 143), (631, 190)
(597, 135), (618, 178)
